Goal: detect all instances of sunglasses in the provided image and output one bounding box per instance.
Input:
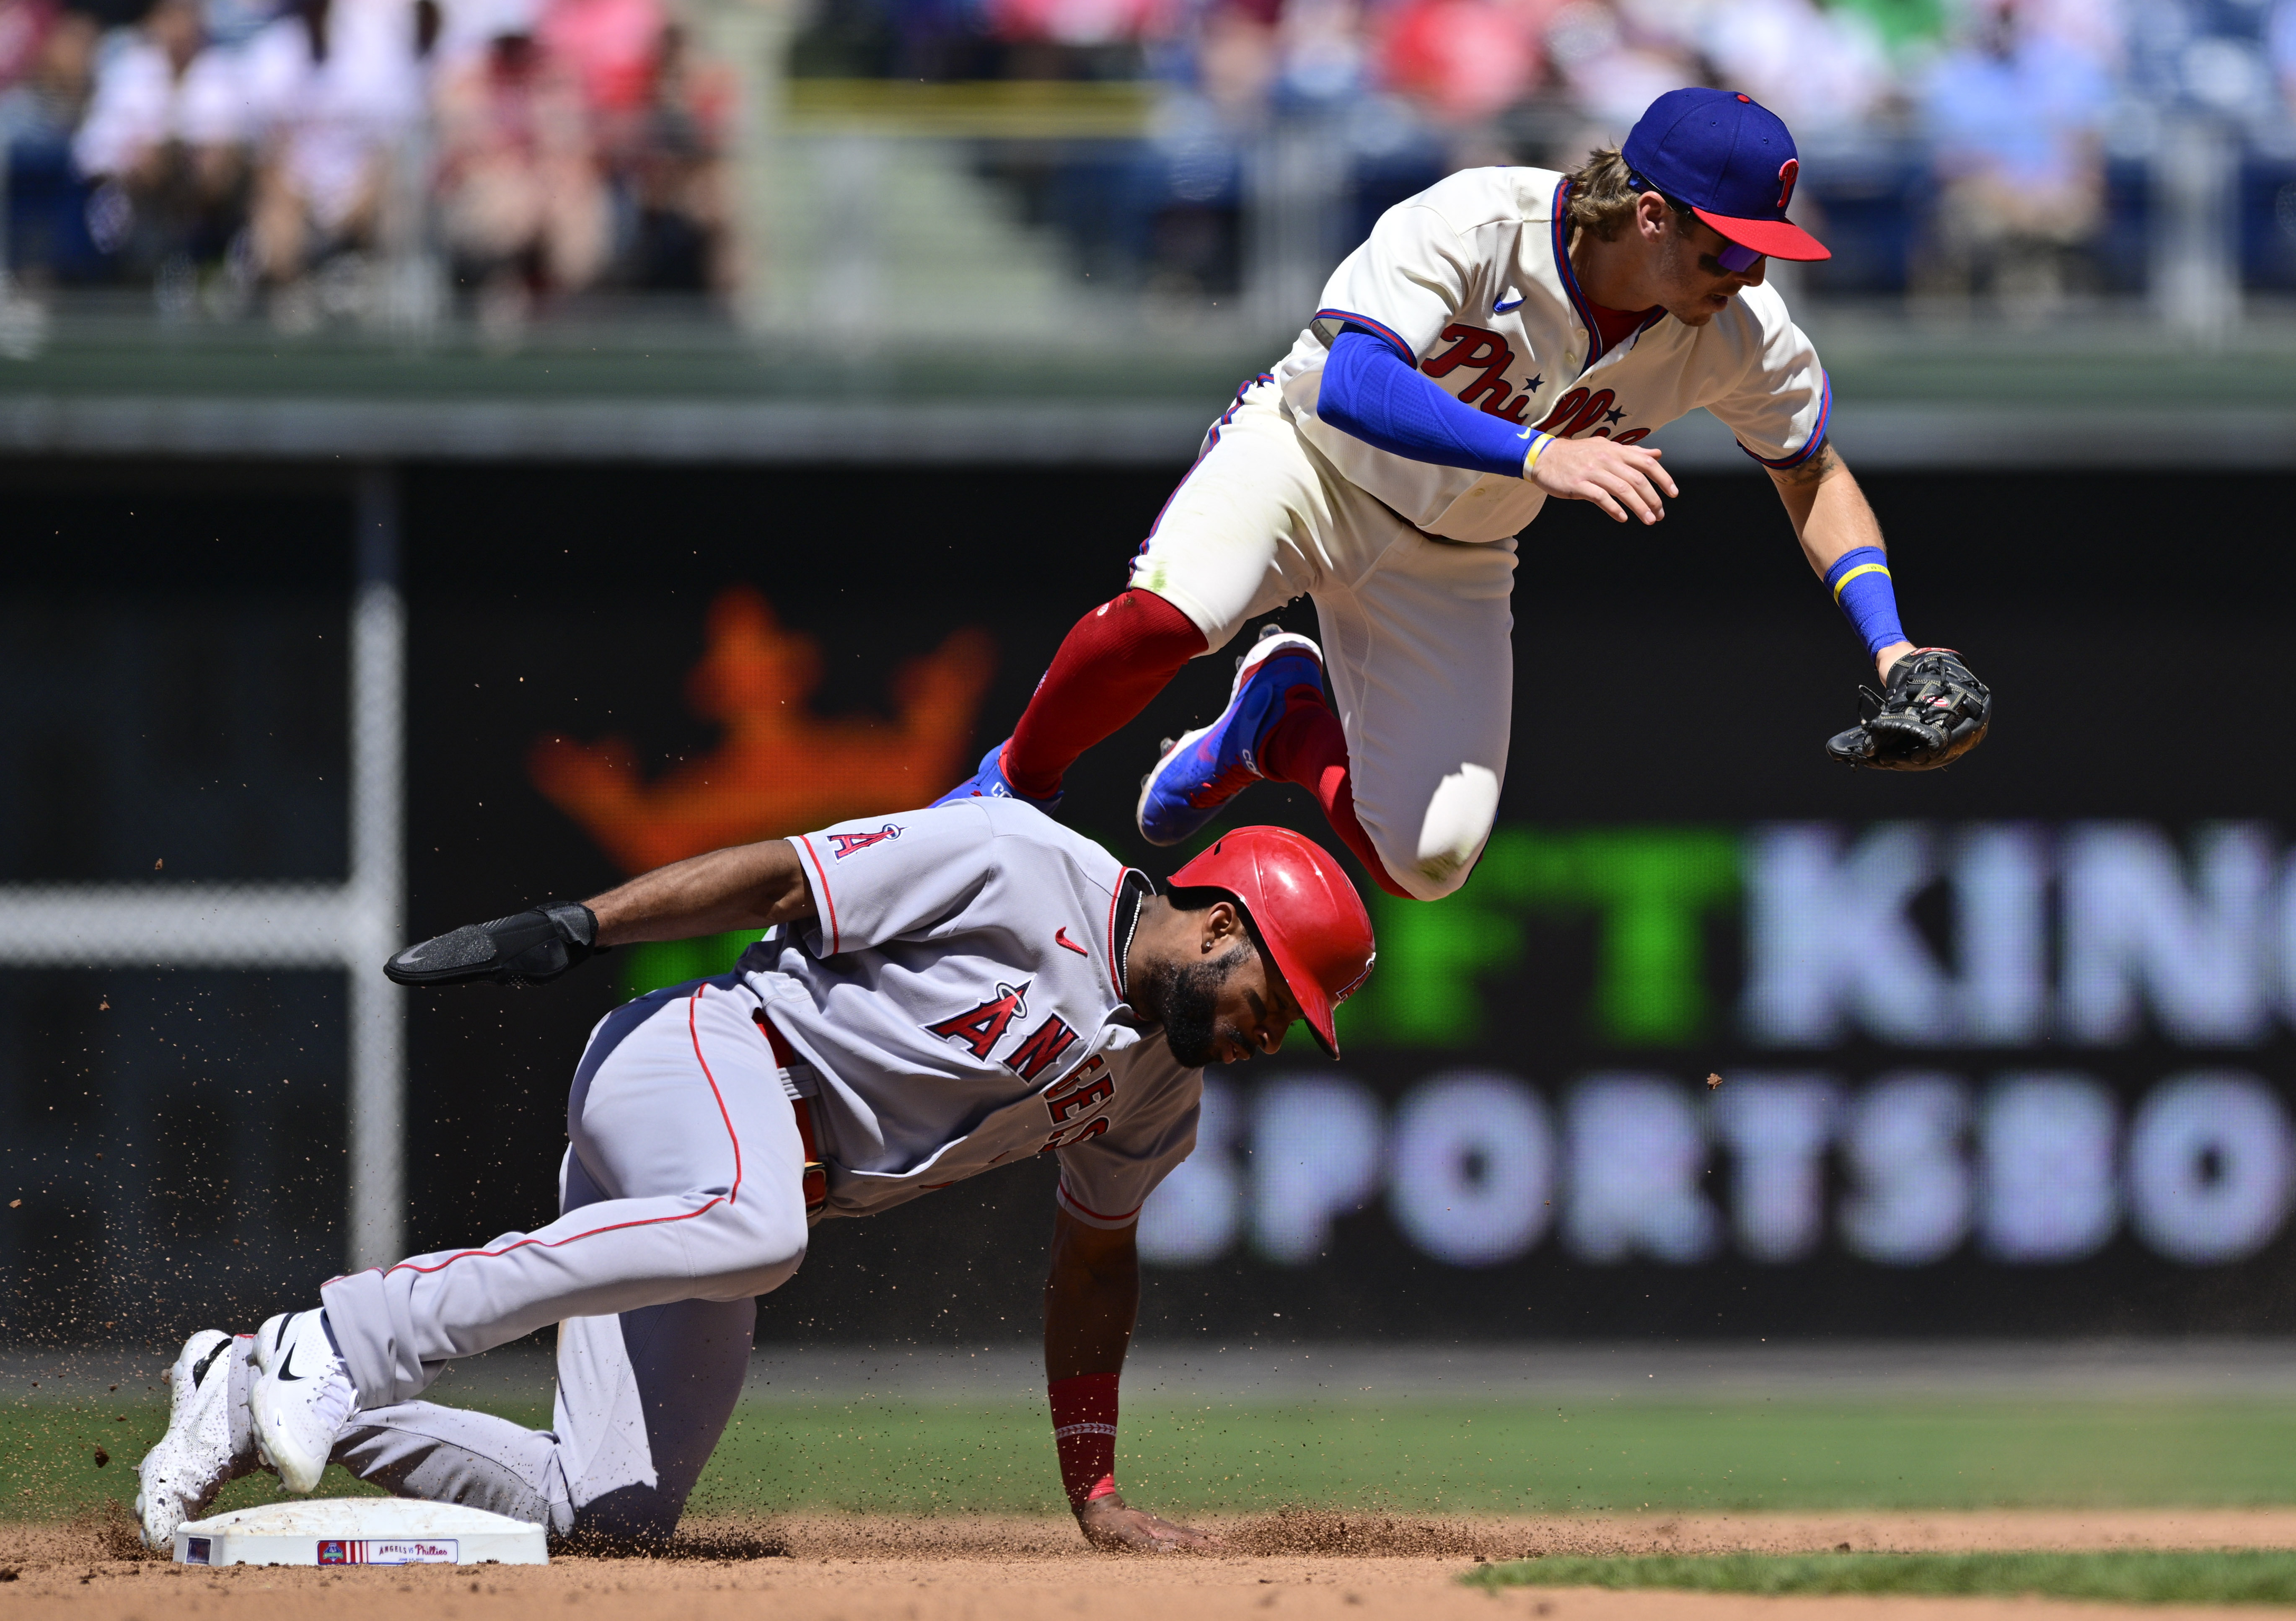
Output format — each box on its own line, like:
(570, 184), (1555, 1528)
(1631, 175), (1765, 273)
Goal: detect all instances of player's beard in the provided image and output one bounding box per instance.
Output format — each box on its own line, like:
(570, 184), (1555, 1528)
(1148, 944), (1250, 1067)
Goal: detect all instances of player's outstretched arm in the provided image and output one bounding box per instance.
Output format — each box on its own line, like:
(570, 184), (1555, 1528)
(1771, 447), (1992, 771)
(583, 838), (815, 946)
(1044, 1211), (1221, 1553)
(1529, 434), (1679, 525)
(1767, 446), (1913, 683)
(383, 839), (816, 988)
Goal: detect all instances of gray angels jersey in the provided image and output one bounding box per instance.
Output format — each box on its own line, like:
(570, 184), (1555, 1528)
(738, 799), (1201, 1229)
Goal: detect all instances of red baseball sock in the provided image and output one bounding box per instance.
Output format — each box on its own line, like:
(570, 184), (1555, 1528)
(1259, 694), (1414, 900)
(1004, 589), (1207, 800)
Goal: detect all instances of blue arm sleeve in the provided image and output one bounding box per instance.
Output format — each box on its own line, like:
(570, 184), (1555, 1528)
(1823, 545), (1909, 658)
(1318, 326), (1538, 479)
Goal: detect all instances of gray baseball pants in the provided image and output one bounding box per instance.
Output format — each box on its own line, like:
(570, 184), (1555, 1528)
(316, 976), (808, 1542)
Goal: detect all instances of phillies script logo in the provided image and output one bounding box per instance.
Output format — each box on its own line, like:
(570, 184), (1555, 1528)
(828, 825), (901, 858)
(1535, 386), (1651, 445)
(1421, 323), (1650, 445)
(1421, 324), (1542, 424)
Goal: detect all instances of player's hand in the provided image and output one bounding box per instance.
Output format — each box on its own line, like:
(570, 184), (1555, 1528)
(1075, 1492), (1222, 1554)
(383, 902), (606, 987)
(1530, 435), (1677, 525)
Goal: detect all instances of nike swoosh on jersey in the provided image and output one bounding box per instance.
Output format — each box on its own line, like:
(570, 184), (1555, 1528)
(1494, 289), (1524, 313)
(1055, 927), (1088, 956)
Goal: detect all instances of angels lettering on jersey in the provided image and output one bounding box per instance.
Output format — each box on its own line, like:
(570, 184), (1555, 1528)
(922, 980), (1110, 1153)
(764, 800), (1203, 1230)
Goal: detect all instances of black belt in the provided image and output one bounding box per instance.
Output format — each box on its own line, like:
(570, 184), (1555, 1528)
(753, 1008), (828, 1214)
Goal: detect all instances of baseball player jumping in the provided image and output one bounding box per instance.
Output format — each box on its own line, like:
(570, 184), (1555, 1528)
(937, 86), (1990, 899)
(134, 807), (1373, 1552)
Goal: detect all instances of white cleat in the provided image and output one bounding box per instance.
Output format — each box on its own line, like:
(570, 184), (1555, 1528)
(248, 1308), (359, 1495)
(135, 1329), (255, 1549)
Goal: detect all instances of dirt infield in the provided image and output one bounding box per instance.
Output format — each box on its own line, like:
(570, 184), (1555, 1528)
(8, 1509), (2296, 1621)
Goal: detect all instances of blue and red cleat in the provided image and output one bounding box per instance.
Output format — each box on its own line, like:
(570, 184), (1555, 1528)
(932, 739), (1065, 814)
(1137, 628), (1326, 847)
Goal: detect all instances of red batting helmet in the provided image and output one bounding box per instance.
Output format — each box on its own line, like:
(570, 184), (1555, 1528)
(1166, 826), (1376, 1058)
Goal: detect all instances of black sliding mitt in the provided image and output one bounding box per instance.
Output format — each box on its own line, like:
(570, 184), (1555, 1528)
(385, 902), (605, 987)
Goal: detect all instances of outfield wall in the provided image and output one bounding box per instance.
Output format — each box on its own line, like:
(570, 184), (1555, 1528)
(1, 456), (2290, 1344)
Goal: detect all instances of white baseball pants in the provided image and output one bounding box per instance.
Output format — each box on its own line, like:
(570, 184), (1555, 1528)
(319, 976), (808, 1541)
(1132, 380), (1516, 899)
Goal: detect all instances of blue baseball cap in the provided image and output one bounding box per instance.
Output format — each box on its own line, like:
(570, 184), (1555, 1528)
(1620, 87), (1830, 263)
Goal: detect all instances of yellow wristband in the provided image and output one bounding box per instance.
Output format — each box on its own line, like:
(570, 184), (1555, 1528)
(1522, 432), (1554, 478)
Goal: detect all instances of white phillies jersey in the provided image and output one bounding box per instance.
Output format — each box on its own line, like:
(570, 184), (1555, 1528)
(738, 800), (1199, 1230)
(1271, 165), (1832, 545)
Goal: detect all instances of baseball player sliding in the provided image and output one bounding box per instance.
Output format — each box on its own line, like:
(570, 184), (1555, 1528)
(134, 806), (1374, 1552)
(937, 86), (1990, 899)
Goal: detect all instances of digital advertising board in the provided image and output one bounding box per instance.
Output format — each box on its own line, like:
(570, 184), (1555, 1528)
(3, 463), (2289, 1344)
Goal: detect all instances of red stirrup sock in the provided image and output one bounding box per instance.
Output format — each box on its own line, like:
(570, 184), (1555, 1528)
(1048, 1371), (1122, 1509)
(1004, 589), (1206, 801)
(1260, 694), (1415, 901)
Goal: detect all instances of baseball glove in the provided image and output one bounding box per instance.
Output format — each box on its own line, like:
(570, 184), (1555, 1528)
(1825, 647), (1991, 771)
(385, 902), (605, 987)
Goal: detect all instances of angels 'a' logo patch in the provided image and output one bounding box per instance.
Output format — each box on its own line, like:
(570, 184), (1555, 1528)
(828, 825), (901, 859)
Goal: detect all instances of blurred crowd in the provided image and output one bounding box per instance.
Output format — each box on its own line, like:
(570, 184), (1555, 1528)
(0, 0), (733, 317)
(13, 0), (2296, 321)
(813, 0), (2296, 310)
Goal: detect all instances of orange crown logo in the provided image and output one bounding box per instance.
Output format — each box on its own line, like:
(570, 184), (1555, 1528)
(529, 585), (996, 874)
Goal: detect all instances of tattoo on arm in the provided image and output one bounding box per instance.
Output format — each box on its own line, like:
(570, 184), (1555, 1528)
(1770, 443), (1837, 487)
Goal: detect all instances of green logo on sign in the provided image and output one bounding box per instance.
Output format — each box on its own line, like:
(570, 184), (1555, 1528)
(1339, 826), (1740, 1048)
